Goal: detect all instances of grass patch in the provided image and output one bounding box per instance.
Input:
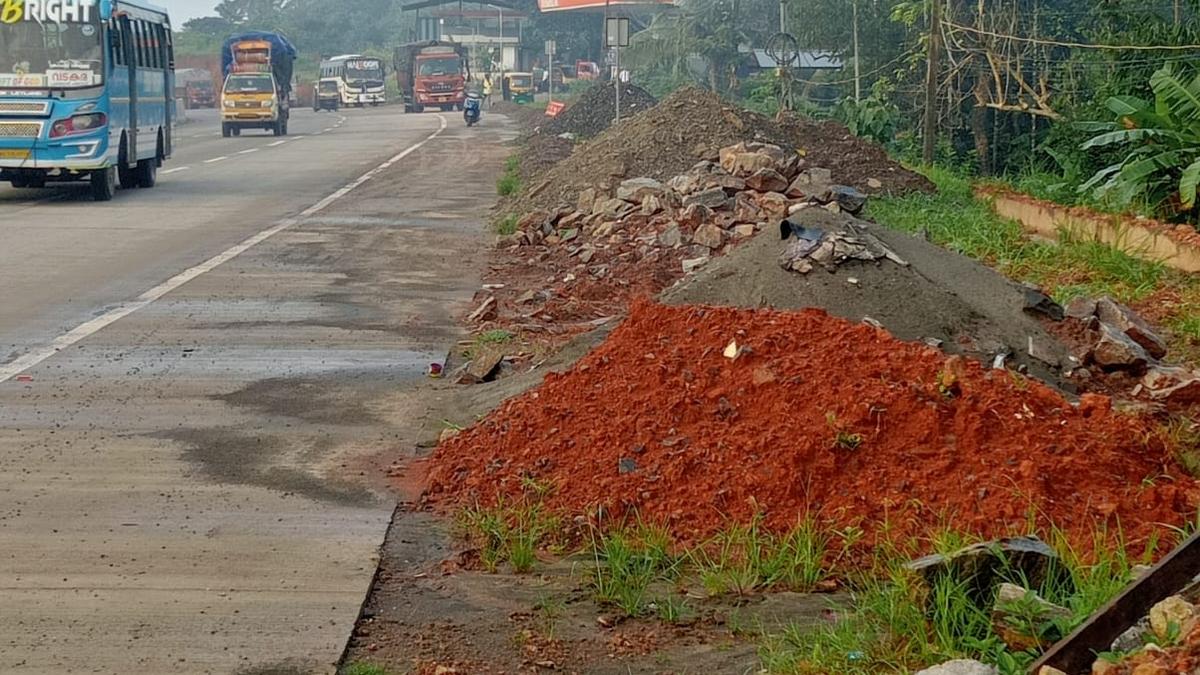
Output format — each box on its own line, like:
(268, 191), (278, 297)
(342, 663), (390, 675)
(494, 213), (519, 236)
(589, 524), (681, 617)
(870, 167), (1200, 360)
(496, 155), (522, 196)
(759, 520), (1170, 675)
(691, 515), (832, 596)
(458, 494), (561, 574)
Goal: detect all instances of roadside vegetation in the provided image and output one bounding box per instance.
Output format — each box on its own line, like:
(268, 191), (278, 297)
(868, 169), (1200, 364)
(453, 484), (1197, 674)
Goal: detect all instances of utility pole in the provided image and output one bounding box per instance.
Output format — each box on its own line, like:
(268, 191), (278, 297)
(852, 0), (861, 103)
(778, 0), (785, 33)
(922, 0), (942, 165)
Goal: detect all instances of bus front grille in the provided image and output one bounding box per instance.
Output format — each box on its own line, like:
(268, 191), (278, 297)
(0, 122), (41, 138)
(0, 102), (50, 116)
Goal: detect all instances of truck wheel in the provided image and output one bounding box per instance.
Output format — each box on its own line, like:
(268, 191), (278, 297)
(232, 127), (241, 137)
(90, 166), (116, 202)
(25, 175), (45, 188)
(135, 159), (157, 188)
(222, 123), (231, 138)
(10, 177), (28, 188)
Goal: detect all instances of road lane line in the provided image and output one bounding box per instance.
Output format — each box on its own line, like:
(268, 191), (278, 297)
(161, 166), (190, 174)
(268, 140), (287, 146)
(203, 156), (228, 164)
(0, 115), (450, 384)
(237, 148), (259, 155)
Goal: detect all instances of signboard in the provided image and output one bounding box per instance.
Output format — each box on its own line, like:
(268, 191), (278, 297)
(545, 100), (565, 117)
(605, 17), (630, 47)
(0, 74), (47, 87)
(1, 0), (97, 24)
(544, 39), (556, 56)
(47, 69), (99, 86)
(538, 0), (672, 12)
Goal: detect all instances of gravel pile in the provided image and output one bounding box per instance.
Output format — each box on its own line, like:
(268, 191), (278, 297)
(541, 82), (657, 139)
(508, 86), (931, 216)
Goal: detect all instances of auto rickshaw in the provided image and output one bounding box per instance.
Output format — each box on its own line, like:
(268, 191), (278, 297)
(313, 78), (341, 112)
(504, 72), (535, 104)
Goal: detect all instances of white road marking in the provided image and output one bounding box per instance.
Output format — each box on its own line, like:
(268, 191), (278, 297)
(268, 140), (287, 147)
(0, 115), (450, 384)
(323, 128), (333, 132)
(161, 166), (190, 175)
(203, 156), (227, 164)
(237, 148), (259, 155)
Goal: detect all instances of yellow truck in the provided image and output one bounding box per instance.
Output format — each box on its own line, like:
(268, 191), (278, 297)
(220, 32), (297, 137)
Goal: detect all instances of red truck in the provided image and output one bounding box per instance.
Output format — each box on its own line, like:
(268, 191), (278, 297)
(393, 41), (470, 112)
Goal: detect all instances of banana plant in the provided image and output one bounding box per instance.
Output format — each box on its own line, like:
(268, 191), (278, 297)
(1080, 66), (1200, 218)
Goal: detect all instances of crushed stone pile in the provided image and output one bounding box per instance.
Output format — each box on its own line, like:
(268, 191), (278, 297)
(662, 208), (1074, 383)
(541, 82), (657, 139)
(426, 300), (1198, 549)
(470, 140), (838, 344)
(508, 86), (931, 216)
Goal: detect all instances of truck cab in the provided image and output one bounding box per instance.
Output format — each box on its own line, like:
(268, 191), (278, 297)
(221, 72), (287, 136)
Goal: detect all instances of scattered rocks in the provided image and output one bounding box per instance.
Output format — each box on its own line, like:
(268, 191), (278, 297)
(1023, 287), (1065, 321)
(914, 659), (999, 675)
(616, 177), (666, 203)
(1096, 296), (1168, 359)
(658, 222), (683, 248)
(683, 187), (729, 210)
(467, 296), (498, 323)
(1093, 323), (1151, 372)
(1149, 595), (1195, 641)
(693, 223), (725, 250)
(991, 583), (1070, 651)
(745, 168), (789, 193)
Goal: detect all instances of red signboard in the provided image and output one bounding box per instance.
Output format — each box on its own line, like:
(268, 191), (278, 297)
(545, 101), (565, 117)
(537, 0), (674, 12)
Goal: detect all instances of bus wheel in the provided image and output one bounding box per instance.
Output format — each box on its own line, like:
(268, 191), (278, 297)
(135, 159), (157, 188)
(90, 167), (116, 202)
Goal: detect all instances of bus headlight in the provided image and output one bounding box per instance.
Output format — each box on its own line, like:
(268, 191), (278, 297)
(50, 113), (107, 138)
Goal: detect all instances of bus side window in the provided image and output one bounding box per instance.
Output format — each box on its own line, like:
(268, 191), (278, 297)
(135, 21), (146, 68)
(109, 23), (122, 66)
(163, 24), (174, 69)
(148, 23), (159, 69)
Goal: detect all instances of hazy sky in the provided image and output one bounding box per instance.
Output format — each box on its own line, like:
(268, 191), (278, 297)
(162, 0), (219, 24)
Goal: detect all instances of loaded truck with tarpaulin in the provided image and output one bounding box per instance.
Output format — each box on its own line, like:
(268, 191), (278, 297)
(219, 31), (296, 136)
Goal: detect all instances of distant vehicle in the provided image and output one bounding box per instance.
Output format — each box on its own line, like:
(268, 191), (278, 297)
(176, 68), (215, 108)
(0, 0), (174, 200)
(319, 55), (385, 107)
(220, 31), (297, 137)
(464, 91), (482, 126)
(505, 72), (535, 104)
(576, 61), (601, 81)
(313, 79), (340, 112)
(393, 41), (469, 113)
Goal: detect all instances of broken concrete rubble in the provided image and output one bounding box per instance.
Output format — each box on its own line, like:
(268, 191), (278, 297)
(1092, 323), (1151, 372)
(1096, 296), (1169, 359)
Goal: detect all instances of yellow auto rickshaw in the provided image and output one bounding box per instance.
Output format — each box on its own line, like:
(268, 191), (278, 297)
(505, 72), (535, 104)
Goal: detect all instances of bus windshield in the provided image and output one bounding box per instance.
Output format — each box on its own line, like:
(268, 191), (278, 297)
(0, 17), (104, 89)
(345, 59), (382, 83)
(418, 57), (459, 77)
(225, 74), (273, 94)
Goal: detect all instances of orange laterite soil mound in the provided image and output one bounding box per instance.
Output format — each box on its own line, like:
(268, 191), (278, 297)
(424, 300), (1200, 550)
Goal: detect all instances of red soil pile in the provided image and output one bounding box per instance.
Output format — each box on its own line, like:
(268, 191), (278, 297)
(425, 301), (1199, 550)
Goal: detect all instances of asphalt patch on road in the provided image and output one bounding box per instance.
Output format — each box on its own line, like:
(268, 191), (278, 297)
(166, 427), (377, 507)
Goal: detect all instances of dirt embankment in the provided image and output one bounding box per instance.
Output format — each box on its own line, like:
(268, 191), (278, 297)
(428, 300), (1198, 551)
(504, 87), (932, 218)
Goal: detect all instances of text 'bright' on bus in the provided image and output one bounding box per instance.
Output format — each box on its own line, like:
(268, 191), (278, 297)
(319, 55), (384, 107)
(0, 0), (174, 201)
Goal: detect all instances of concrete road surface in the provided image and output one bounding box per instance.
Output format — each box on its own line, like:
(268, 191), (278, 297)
(0, 107), (514, 673)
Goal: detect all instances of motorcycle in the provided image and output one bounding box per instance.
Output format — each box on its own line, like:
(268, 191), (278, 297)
(463, 91), (482, 127)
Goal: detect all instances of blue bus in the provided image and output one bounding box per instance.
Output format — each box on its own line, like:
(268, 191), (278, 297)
(0, 0), (174, 201)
